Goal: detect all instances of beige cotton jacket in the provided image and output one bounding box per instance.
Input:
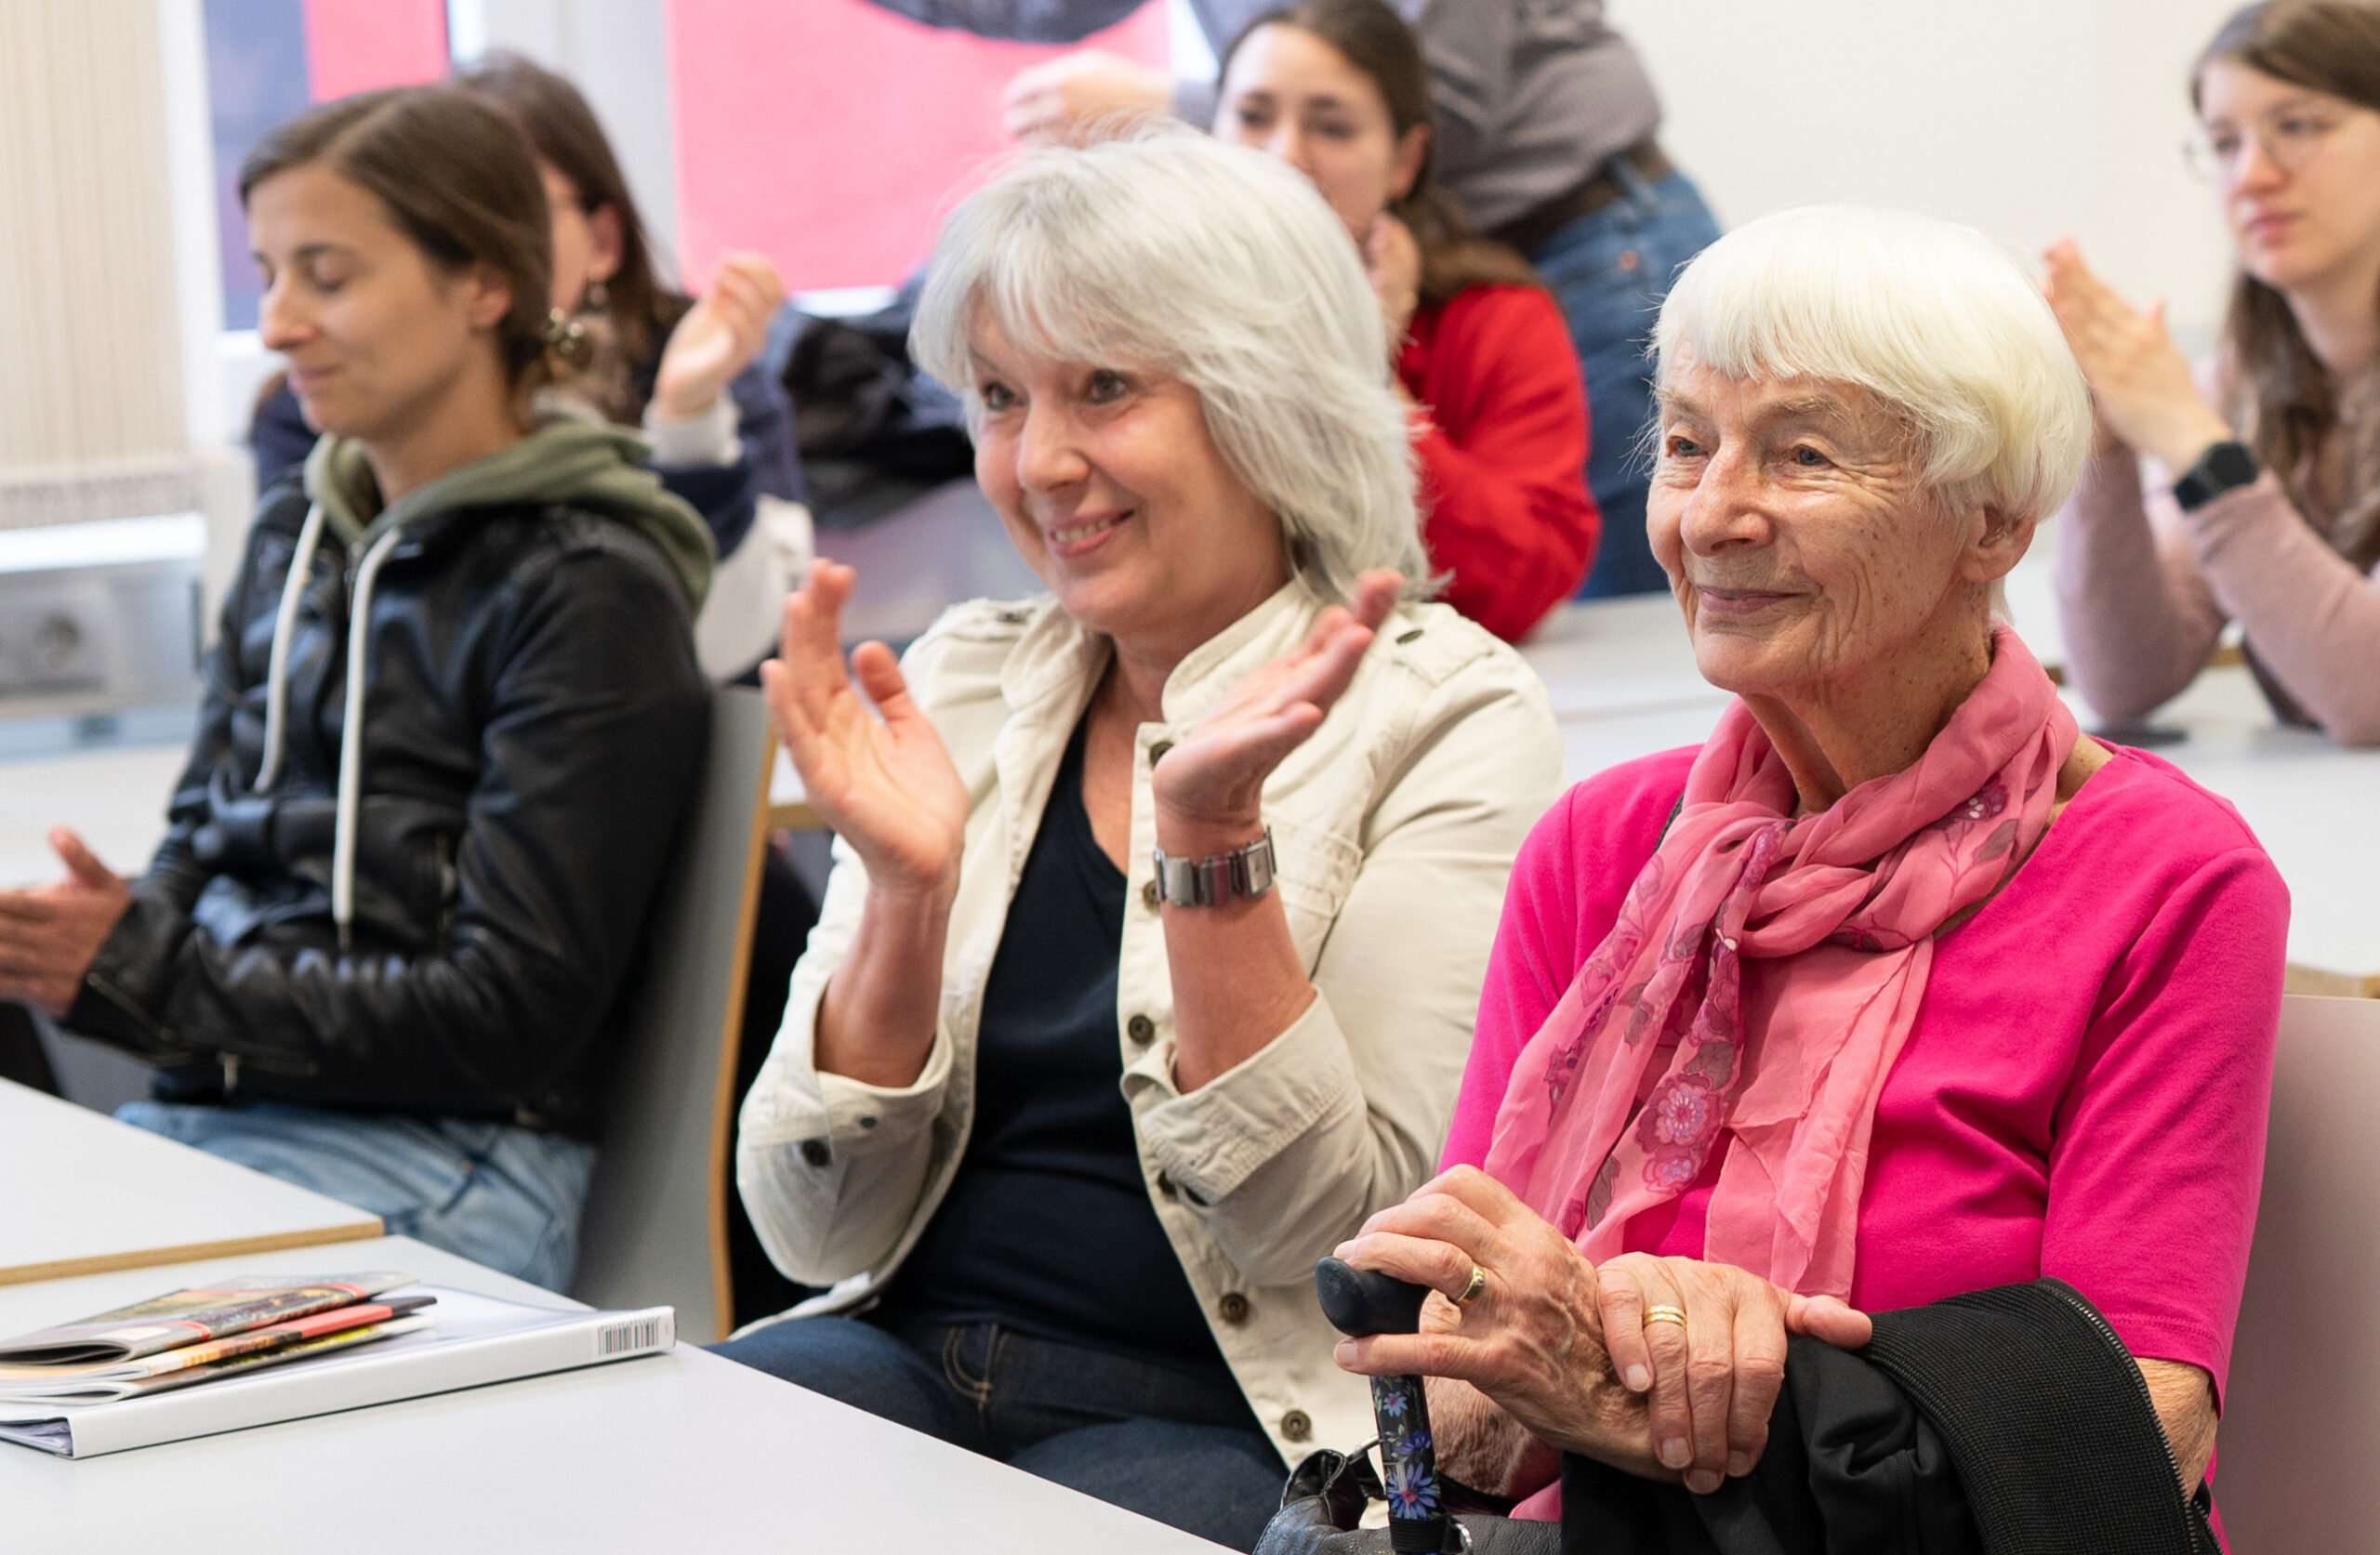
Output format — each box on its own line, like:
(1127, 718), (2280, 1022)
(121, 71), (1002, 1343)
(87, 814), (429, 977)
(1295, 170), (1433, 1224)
(734, 582), (1562, 1465)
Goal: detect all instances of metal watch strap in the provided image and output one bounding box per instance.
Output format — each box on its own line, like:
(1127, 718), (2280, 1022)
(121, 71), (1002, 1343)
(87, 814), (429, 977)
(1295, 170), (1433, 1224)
(1150, 828), (1276, 908)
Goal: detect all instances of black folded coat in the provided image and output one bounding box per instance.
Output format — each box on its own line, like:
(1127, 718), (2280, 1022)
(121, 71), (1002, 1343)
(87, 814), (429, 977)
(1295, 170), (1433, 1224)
(1259, 1279), (2219, 1555)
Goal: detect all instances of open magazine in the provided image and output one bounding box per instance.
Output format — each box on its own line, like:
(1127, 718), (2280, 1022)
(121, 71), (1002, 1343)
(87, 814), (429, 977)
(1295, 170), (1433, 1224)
(0, 1297), (435, 1404)
(0, 1280), (673, 1458)
(0, 1274), (416, 1365)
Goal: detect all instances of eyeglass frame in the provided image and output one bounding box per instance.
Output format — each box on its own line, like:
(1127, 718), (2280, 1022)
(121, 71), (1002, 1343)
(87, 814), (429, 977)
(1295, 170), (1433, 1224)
(2183, 99), (2356, 183)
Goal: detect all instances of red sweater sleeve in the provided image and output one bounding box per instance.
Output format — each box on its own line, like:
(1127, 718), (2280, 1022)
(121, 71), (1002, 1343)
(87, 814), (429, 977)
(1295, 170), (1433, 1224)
(1398, 285), (1599, 642)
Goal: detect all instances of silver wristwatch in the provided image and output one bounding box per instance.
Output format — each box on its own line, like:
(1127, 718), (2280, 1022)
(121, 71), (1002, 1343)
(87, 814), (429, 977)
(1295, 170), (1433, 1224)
(1150, 828), (1277, 908)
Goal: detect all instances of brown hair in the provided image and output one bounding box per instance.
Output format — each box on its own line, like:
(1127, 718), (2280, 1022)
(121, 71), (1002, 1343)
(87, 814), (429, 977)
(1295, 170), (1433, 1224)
(2195, 0), (2380, 568)
(240, 86), (554, 392)
(455, 51), (691, 390)
(1219, 0), (1539, 308)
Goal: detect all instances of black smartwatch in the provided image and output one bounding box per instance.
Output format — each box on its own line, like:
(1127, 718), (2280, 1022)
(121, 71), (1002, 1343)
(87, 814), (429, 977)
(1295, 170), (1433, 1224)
(2172, 440), (2260, 512)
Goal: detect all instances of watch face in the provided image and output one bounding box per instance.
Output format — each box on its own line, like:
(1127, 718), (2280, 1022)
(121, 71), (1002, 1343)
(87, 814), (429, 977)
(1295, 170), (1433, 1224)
(2206, 441), (2260, 489)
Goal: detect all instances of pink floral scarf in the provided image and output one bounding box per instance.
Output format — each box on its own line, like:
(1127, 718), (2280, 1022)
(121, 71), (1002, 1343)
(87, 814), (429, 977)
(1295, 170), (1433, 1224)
(1482, 627), (2077, 1298)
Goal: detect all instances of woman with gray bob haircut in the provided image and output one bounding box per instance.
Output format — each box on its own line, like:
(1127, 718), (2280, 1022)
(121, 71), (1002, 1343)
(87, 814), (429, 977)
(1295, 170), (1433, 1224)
(1324, 206), (2282, 1548)
(910, 127), (1433, 602)
(720, 130), (1559, 1548)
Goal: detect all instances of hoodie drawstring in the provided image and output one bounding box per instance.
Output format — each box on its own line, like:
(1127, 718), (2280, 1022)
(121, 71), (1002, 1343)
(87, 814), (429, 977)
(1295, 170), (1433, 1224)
(253, 503), (326, 794)
(331, 526), (404, 950)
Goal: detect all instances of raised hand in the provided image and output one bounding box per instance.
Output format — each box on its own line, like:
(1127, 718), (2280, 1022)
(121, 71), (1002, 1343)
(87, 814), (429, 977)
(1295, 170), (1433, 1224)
(1000, 49), (1171, 144)
(1365, 215), (1422, 353)
(2043, 238), (2234, 473)
(0, 828), (131, 1016)
(650, 250), (786, 423)
(1151, 569), (1400, 849)
(760, 561), (970, 901)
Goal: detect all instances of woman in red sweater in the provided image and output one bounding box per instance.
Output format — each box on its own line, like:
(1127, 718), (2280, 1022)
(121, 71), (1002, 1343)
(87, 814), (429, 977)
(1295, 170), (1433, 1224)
(1215, 0), (1598, 641)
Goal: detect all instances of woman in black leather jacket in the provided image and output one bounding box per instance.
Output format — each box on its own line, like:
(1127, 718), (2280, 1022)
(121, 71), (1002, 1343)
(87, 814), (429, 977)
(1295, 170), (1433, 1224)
(0, 86), (710, 1292)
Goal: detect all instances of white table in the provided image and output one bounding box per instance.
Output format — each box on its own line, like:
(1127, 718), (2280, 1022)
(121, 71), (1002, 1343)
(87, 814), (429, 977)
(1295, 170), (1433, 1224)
(0, 1080), (381, 1285)
(0, 1234), (1227, 1554)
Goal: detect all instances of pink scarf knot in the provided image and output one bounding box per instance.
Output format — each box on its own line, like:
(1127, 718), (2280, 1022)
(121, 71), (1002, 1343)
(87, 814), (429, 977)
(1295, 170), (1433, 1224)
(1482, 626), (2077, 1297)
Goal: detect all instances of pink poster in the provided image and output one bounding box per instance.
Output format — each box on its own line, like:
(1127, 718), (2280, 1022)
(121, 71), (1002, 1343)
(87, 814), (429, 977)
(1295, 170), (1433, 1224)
(669, 0), (1172, 292)
(298, 0), (450, 102)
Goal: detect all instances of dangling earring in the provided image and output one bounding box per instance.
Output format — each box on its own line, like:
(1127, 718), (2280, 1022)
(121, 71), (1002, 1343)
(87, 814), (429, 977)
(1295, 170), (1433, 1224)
(582, 276), (610, 314)
(544, 307), (593, 369)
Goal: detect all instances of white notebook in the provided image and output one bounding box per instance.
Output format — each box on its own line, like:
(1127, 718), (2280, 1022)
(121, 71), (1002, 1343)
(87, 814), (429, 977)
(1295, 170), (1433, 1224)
(0, 1283), (673, 1458)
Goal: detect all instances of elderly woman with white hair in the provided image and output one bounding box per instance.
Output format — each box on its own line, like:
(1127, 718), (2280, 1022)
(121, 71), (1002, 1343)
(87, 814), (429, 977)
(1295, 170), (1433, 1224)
(713, 128), (1559, 1549)
(1325, 206), (2286, 1549)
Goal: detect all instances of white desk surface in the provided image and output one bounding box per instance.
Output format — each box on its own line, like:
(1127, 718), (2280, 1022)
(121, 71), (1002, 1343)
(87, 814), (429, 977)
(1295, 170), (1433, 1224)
(0, 1235), (1226, 1554)
(0, 1081), (381, 1285)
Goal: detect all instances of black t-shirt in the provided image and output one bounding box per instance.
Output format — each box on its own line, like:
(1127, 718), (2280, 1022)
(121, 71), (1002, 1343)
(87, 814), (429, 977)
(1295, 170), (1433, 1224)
(874, 719), (1225, 1368)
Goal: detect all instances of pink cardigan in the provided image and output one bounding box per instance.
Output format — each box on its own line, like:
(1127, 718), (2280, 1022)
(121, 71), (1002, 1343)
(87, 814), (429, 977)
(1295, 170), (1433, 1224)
(1443, 743), (2288, 1399)
(2054, 396), (2380, 746)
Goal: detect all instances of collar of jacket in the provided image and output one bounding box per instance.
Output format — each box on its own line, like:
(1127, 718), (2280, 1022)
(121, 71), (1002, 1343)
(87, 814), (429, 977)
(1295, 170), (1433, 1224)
(995, 578), (1324, 726)
(300, 415), (716, 612)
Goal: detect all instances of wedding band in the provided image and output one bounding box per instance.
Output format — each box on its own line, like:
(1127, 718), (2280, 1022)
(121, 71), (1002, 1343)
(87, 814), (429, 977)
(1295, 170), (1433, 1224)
(1644, 1305), (1689, 1330)
(1455, 1265), (1488, 1305)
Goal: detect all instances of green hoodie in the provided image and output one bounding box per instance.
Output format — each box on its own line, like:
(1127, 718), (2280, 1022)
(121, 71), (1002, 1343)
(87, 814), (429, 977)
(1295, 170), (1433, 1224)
(301, 417), (715, 612)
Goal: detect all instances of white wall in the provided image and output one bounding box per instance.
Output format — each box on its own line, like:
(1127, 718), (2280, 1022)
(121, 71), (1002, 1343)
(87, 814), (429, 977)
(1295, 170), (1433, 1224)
(1615, 0), (2242, 351)
(449, 0), (683, 270)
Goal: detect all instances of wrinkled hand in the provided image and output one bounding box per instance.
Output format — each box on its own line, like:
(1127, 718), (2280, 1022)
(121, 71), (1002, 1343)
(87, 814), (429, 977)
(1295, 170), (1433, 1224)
(1000, 49), (1170, 143)
(760, 561), (970, 900)
(1330, 1166), (1660, 1479)
(1151, 571), (1398, 848)
(651, 251), (786, 423)
(1366, 215), (1422, 352)
(2042, 238), (2233, 473)
(1593, 1253), (1871, 1493)
(0, 829), (130, 1016)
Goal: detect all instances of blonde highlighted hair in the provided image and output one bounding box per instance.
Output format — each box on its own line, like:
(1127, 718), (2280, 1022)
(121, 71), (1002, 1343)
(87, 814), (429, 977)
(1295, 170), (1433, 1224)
(909, 127), (1428, 604)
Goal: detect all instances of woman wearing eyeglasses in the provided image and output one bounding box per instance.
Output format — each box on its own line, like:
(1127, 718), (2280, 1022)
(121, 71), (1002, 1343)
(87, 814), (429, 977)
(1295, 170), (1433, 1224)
(2046, 0), (2380, 745)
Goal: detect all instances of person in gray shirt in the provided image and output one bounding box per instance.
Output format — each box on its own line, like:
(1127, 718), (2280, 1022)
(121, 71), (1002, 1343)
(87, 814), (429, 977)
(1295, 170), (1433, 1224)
(866, 0), (1719, 596)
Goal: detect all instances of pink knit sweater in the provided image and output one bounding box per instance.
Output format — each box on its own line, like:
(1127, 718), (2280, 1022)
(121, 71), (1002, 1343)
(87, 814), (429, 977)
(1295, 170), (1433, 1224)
(2053, 405), (2380, 745)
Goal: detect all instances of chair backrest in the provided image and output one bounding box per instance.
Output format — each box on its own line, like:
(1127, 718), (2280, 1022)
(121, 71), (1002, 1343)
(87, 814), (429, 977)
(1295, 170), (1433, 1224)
(571, 685), (775, 1342)
(2210, 994), (2380, 1547)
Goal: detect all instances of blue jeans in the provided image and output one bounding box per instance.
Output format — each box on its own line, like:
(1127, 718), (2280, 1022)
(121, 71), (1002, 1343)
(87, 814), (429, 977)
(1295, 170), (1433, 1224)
(115, 1100), (596, 1293)
(1531, 164), (1725, 598)
(712, 1317), (1287, 1550)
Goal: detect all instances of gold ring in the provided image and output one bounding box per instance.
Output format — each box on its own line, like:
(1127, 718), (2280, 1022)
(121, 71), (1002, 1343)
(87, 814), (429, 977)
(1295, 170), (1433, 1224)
(1455, 1265), (1488, 1305)
(1644, 1305), (1688, 1330)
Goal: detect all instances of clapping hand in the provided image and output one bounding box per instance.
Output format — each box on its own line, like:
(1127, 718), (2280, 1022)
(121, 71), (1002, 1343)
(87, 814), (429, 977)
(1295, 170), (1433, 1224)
(1365, 215), (1422, 354)
(1150, 570), (1400, 849)
(0, 829), (130, 1016)
(650, 251), (786, 424)
(2043, 238), (2234, 472)
(760, 561), (970, 903)
(1000, 49), (1171, 144)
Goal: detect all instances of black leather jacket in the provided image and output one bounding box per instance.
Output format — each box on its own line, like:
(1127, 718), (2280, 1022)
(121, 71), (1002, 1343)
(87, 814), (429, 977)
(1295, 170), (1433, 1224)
(68, 480), (708, 1138)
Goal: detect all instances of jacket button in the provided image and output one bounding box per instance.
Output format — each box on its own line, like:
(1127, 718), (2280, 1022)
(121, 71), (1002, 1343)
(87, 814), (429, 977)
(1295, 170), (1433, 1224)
(799, 1139), (831, 1167)
(1280, 1410), (1313, 1443)
(1395, 627), (1424, 644)
(1218, 1292), (1250, 1325)
(1149, 739), (1174, 765)
(1127, 1013), (1156, 1044)
(1142, 878), (1160, 911)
